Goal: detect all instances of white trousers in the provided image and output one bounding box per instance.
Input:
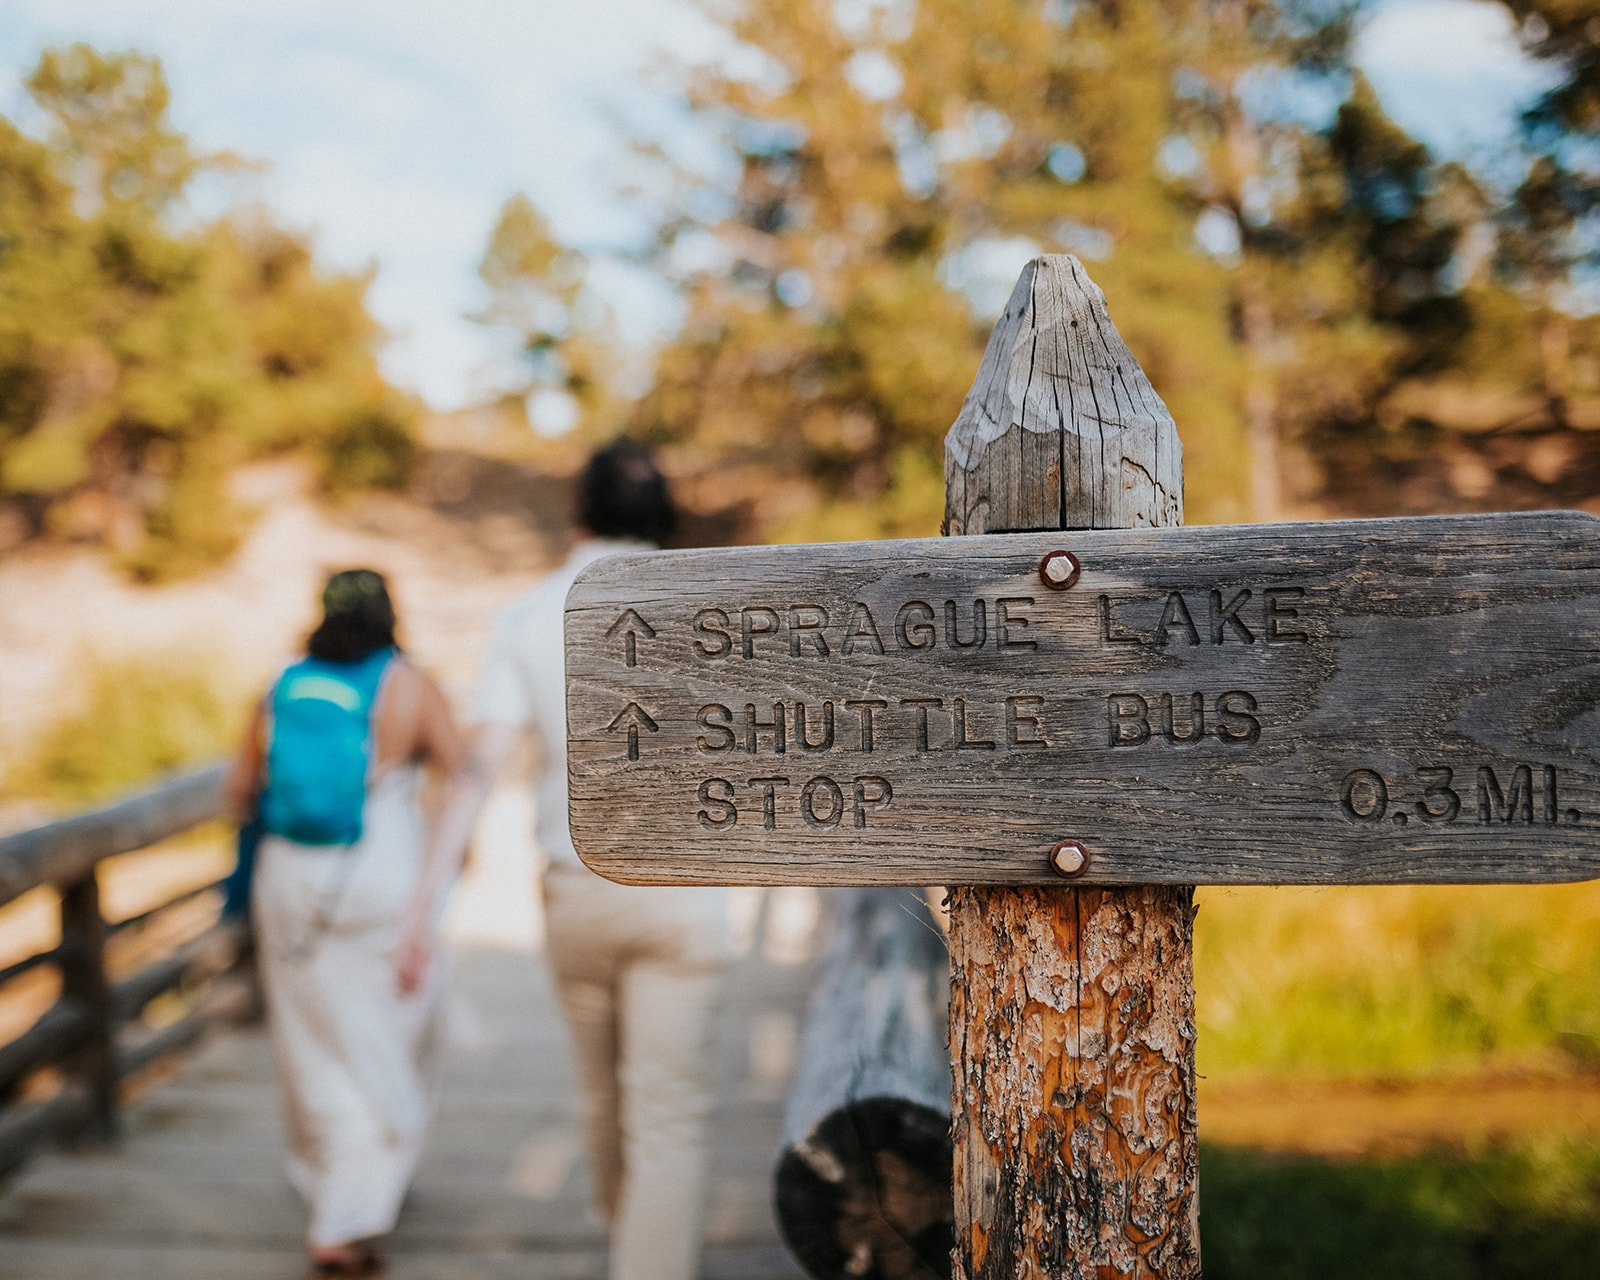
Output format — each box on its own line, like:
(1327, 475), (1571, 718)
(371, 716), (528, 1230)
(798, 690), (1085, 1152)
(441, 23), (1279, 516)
(254, 770), (443, 1248)
(541, 865), (730, 1280)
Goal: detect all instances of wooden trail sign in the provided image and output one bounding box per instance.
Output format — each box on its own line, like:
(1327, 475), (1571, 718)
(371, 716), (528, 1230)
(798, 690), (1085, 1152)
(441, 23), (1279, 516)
(563, 254), (1600, 1280)
(565, 510), (1600, 888)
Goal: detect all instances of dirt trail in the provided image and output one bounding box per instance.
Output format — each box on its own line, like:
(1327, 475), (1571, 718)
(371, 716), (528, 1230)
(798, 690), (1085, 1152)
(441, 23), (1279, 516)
(1200, 1074), (1600, 1156)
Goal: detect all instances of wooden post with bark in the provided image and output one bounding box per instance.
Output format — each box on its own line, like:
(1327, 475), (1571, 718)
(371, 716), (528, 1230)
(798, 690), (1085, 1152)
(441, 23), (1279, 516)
(943, 255), (1200, 1277)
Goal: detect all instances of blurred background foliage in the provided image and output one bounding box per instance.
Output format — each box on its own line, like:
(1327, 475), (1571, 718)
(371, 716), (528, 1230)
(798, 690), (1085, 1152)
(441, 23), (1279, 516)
(1202, 1138), (1600, 1276)
(1197, 882), (1600, 1079)
(3, 4), (1597, 559)
(0, 44), (416, 579)
(498, 0), (1595, 538)
(4, 654), (236, 805)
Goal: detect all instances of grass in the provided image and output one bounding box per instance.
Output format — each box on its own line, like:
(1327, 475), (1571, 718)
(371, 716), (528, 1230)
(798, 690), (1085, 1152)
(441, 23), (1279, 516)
(1203, 1138), (1600, 1278)
(1195, 883), (1600, 1082)
(2, 655), (240, 807)
(1193, 887), (1600, 1273)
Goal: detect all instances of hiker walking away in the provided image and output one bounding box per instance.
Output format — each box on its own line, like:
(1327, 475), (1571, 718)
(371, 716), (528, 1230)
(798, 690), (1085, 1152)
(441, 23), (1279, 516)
(394, 443), (731, 1280)
(226, 569), (463, 1277)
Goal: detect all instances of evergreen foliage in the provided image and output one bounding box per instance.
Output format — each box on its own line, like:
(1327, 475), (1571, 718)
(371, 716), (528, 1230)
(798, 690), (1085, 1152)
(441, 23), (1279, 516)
(1496, 2), (1600, 424)
(574, 0), (1600, 536)
(0, 45), (416, 578)
(474, 193), (616, 429)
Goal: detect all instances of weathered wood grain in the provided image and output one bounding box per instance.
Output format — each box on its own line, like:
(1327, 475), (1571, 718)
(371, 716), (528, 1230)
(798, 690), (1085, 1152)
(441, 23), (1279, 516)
(948, 883), (1198, 1279)
(944, 256), (1183, 538)
(564, 510), (1600, 887)
(774, 888), (952, 1279)
(943, 255), (1198, 1280)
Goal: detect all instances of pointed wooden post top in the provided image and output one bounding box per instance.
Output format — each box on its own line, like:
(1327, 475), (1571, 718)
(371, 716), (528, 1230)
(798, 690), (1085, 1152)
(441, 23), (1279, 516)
(945, 254), (1183, 536)
(943, 255), (1200, 1279)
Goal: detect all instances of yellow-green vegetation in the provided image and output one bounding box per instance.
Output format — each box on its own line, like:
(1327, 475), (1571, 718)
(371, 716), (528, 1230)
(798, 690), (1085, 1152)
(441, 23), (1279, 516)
(1203, 1138), (1600, 1278)
(474, 194), (614, 428)
(494, 0), (1599, 538)
(1196, 883), (1600, 1081)
(4, 656), (237, 805)
(0, 44), (416, 579)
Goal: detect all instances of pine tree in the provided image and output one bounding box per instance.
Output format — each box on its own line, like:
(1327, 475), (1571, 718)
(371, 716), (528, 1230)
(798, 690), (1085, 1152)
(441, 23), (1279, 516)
(0, 44), (416, 577)
(621, 2), (1552, 530)
(620, 0), (1484, 531)
(474, 193), (612, 430)
(1497, 2), (1600, 422)
(627, 0), (1249, 533)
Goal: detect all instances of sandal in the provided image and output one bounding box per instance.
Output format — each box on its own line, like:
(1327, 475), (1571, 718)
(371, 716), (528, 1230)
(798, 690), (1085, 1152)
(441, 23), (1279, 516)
(307, 1243), (384, 1277)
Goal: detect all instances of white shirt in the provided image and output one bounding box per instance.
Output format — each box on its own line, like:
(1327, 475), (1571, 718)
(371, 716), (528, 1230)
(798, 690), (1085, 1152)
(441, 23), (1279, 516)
(473, 539), (646, 867)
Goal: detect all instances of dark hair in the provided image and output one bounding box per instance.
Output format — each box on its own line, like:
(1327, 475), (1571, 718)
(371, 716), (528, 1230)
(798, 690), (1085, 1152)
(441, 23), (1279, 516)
(578, 441), (677, 546)
(307, 569), (397, 663)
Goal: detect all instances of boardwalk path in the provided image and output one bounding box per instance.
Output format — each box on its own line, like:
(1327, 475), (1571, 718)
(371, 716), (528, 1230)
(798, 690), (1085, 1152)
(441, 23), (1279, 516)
(0, 814), (821, 1280)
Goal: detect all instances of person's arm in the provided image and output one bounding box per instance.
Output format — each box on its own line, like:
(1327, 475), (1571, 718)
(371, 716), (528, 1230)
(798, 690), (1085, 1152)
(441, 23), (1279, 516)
(411, 714), (515, 917)
(395, 721), (520, 993)
(394, 604), (536, 992)
(224, 699), (267, 824)
(398, 662), (470, 912)
(410, 664), (465, 779)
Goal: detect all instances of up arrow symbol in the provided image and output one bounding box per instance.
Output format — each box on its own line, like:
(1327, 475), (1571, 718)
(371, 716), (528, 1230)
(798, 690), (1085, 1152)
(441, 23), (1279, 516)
(607, 701), (659, 762)
(605, 608), (656, 667)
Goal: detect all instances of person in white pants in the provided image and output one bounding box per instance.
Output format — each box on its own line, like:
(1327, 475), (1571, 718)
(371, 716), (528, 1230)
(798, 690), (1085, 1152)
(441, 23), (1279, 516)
(395, 442), (730, 1280)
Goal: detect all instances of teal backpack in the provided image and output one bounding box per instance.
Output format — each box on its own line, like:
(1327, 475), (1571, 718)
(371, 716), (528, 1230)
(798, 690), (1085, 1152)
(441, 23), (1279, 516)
(260, 648), (394, 846)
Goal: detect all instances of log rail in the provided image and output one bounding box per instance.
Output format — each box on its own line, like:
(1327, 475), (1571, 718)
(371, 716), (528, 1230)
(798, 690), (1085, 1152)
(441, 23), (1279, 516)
(0, 764), (251, 1179)
(775, 888), (953, 1279)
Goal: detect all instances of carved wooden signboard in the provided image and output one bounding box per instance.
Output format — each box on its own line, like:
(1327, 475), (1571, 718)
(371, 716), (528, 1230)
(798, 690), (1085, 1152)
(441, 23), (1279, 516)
(565, 509), (1600, 887)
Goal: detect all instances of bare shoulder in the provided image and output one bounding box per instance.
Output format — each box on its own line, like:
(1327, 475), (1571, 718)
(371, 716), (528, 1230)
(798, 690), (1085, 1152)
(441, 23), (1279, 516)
(389, 654), (448, 705)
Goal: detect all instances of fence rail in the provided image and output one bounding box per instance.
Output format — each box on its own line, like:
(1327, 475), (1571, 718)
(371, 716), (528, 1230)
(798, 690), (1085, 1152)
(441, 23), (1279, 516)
(0, 763), (251, 1179)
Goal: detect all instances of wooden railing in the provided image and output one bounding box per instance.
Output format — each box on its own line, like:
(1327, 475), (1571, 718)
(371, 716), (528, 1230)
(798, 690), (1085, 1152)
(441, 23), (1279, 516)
(0, 764), (253, 1179)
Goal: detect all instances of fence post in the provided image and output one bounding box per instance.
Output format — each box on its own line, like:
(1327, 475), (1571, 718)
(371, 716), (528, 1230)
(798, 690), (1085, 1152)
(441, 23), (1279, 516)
(943, 256), (1200, 1276)
(58, 873), (117, 1141)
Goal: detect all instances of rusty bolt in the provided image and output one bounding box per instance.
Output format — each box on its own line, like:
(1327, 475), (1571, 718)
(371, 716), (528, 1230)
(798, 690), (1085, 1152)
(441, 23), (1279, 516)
(1039, 549), (1081, 590)
(1049, 839), (1089, 877)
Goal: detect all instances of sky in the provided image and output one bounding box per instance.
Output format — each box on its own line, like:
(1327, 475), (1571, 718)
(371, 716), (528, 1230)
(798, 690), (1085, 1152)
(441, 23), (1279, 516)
(0, 0), (1559, 412)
